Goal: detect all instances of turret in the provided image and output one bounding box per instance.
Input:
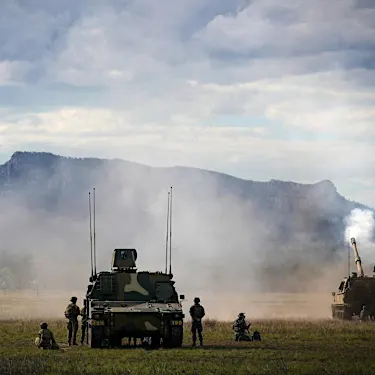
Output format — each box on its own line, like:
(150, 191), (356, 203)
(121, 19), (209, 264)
(350, 237), (364, 277)
(111, 248), (137, 270)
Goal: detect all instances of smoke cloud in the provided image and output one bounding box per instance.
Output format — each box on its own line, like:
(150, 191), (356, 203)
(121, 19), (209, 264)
(343, 208), (375, 274)
(344, 208), (375, 245)
(0, 156), (373, 320)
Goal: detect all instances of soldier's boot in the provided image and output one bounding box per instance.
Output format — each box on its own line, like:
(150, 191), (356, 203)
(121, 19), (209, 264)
(192, 335), (196, 346)
(199, 331), (203, 346)
(192, 330), (197, 346)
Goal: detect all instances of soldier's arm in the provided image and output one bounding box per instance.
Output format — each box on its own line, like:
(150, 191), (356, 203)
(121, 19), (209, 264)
(189, 306), (194, 317)
(201, 306), (205, 317)
(50, 330), (57, 343)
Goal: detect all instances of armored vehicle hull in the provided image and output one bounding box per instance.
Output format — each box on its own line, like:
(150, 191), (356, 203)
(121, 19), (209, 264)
(331, 277), (375, 319)
(84, 249), (185, 348)
(87, 300), (184, 348)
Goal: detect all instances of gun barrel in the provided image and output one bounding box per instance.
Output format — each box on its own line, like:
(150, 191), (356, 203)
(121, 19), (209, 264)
(351, 237), (364, 277)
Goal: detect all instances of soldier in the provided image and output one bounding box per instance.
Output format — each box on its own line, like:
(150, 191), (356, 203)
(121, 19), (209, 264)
(233, 313), (252, 341)
(80, 304), (87, 345)
(360, 304), (369, 322)
(189, 297), (205, 346)
(64, 296), (81, 346)
(35, 322), (59, 350)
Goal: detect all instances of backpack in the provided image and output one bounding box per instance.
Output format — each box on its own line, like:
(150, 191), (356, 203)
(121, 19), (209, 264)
(253, 331), (261, 341)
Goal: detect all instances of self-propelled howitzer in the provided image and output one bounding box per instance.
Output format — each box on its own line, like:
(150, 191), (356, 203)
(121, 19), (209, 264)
(331, 237), (375, 320)
(84, 248), (185, 348)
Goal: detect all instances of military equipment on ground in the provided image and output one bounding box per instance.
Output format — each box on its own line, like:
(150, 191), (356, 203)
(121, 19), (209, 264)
(331, 237), (375, 320)
(83, 187), (185, 348)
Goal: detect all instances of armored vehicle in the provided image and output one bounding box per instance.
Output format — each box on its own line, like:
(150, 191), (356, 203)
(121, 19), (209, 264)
(83, 187), (185, 348)
(84, 248), (185, 348)
(331, 237), (375, 320)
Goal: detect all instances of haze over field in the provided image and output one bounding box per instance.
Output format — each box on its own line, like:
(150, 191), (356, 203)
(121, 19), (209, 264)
(0, 152), (373, 321)
(0, 1), (375, 319)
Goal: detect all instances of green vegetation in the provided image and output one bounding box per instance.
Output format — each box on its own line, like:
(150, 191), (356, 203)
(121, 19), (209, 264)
(0, 318), (374, 375)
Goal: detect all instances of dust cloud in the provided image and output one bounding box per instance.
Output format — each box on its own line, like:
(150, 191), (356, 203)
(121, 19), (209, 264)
(344, 208), (375, 265)
(0, 157), (374, 321)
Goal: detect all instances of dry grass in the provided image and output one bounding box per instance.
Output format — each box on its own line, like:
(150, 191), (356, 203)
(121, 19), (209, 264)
(0, 292), (371, 374)
(0, 318), (375, 375)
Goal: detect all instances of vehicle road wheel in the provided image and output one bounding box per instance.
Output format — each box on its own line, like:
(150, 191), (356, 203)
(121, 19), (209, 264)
(150, 335), (161, 349)
(163, 326), (183, 348)
(88, 327), (102, 348)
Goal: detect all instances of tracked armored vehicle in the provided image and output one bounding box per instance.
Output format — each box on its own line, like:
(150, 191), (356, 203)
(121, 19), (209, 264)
(84, 248), (185, 348)
(83, 187), (185, 348)
(331, 237), (375, 320)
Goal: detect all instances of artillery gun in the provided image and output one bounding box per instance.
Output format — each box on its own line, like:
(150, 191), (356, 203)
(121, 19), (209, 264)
(83, 187), (185, 348)
(331, 237), (375, 320)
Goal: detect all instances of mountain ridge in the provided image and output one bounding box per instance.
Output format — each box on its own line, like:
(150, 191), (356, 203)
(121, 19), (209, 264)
(0, 150), (373, 293)
(0, 150), (366, 205)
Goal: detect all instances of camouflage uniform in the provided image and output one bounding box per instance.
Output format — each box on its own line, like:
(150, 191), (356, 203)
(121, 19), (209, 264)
(80, 307), (87, 345)
(35, 322), (59, 349)
(189, 297), (205, 346)
(64, 296), (81, 345)
(233, 313), (252, 341)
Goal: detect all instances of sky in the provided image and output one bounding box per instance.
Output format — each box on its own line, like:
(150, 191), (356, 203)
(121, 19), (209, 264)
(0, 0), (374, 207)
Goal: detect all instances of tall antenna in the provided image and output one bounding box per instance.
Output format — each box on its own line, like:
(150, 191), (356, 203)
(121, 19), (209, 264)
(169, 186), (173, 275)
(89, 192), (94, 278)
(165, 191), (170, 273)
(93, 187), (97, 276)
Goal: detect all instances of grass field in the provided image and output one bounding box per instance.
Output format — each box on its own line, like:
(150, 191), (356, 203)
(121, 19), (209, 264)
(1, 318), (375, 375)
(0, 291), (373, 375)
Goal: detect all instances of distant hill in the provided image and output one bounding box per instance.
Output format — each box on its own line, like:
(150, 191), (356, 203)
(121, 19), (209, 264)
(0, 151), (373, 293)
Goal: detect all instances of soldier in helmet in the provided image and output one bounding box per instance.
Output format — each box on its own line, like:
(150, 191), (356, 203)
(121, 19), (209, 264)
(233, 313), (252, 341)
(34, 322), (59, 349)
(64, 296), (81, 346)
(189, 297), (205, 346)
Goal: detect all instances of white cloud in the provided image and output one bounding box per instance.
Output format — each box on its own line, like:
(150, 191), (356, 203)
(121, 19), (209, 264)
(0, 0), (374, 205)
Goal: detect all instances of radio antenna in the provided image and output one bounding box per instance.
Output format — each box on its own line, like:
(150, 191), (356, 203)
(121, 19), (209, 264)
(169, 186), (173, 275)
(89, 192), (94, 278)
(165, 191), (170, 273)
(93, 187), (97, 276)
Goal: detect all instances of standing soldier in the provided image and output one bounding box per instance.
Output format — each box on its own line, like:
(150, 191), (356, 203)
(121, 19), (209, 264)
(360, 304), (369, 322)
(64, 296), (80, 346)
(80, 302), (87, 345)
(189, 297), (205, 346)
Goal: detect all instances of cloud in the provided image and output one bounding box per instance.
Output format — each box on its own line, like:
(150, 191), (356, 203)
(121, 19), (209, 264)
(0, 0), (374, 206)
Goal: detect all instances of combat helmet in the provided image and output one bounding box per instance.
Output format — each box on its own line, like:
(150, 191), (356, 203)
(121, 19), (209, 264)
(40, 322), (48, 329)
(194, 297), (200, 304)
(238, 312), (245, 318)
(70, 296), (77, 303)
